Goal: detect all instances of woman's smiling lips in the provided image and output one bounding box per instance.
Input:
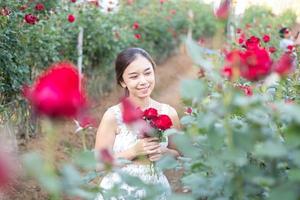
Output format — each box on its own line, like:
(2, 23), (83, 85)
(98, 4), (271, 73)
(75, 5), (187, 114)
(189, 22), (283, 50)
(137, 86), (150, 93)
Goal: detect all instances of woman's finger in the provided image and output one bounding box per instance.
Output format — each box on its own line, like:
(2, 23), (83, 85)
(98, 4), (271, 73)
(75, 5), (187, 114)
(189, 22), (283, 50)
(149, 155), (161, 161)
(145, 145), (160, 152)
(145, 137), (159, 142)
(144, 142), (159, 147)
(146, 149), (159, 155)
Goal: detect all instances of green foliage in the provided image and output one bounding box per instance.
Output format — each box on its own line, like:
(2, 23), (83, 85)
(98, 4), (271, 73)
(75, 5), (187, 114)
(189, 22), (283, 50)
(176, 36), (300, 200)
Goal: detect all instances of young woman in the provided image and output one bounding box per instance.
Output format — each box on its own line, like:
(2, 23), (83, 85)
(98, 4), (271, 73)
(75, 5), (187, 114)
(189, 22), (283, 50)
(94, 47), (181, 199)
(279, 27), (299, 69)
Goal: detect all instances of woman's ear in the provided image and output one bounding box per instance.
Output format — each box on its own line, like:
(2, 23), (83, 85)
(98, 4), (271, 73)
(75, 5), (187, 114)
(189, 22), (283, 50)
(120, 81), (126, 88)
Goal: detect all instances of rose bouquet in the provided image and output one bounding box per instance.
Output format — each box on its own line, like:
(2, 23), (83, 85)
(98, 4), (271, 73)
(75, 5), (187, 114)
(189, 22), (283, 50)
(141, 108), (173, 142)
(141, 108), (173, 175)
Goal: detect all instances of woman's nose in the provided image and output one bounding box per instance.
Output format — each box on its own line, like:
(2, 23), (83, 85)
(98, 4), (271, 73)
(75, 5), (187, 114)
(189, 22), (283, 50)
(138, 75), (147, 84)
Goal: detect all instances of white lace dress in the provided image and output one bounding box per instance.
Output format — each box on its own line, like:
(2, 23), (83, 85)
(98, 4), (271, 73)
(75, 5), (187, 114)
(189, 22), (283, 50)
(95, 104), (172, 200)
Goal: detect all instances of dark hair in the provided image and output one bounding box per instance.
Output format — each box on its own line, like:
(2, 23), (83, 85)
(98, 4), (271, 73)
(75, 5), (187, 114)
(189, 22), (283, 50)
(279, 27), (288, 38)
(115, 47), (156, 96)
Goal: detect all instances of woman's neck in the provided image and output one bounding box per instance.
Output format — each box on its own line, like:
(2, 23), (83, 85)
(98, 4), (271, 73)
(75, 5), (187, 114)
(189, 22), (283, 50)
(127, 96), (153, 110)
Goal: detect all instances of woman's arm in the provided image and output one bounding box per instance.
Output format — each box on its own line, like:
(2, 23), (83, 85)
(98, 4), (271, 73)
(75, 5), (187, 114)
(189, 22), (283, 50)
(95, 109), (160, 161)
(95, 109), (135, 160)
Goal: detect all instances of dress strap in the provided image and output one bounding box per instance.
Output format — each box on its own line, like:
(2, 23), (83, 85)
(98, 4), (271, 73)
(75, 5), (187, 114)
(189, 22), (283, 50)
(160, 103), (170, 115)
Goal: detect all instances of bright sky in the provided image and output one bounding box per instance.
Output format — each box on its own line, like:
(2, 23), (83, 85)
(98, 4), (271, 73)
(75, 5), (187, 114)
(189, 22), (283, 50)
(203, 0), (300, 21)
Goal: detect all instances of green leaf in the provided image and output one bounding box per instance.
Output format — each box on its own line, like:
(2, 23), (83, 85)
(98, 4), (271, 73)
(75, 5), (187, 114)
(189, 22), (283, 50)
(254, 141), (287, 158)
(73, 150), (97, 170)
(173, 134), (198, 158)
(169, 194), (194, 200)
(157, 155), (178, 170)
(180, 79), (206, 100)
(288, 169), (300, 182)
(22, 152), (62, 194)
(269, 183), (297, 200)
(180, 115), (195, 125)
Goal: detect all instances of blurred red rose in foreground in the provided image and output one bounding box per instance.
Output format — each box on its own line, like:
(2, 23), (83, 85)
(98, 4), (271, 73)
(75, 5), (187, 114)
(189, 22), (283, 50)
(262, 34), (270, 43)
(239, 85), (253, 96)
(222, 34), (274, 82)
(240, 48), (272, 81)
(23, 62), (87, 119)
(0, 137), (18, 192)
(215, 0), (230, 20)
(99, 149), (114, 166)
(269, 46), (277, 53)
(273, 53), (294, 76)
(121, 98), (143, 124)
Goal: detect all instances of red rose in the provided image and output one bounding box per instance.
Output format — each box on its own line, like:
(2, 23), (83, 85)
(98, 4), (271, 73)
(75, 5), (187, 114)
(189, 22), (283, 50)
(0, 152), (13, 189)
(245, 36), (261, 50)
(121, 98), (143, 124)
(223, 48), (272, 81)
(170, 9), (176, 15)
(70, 0), (76, 2)
(221, 65), (233, 79)
(23, 62), (87, 119)
(269, 46), (276, 53)
(127, 0), (134, 4)
(198, 38), (205, 45)
(239, 85), (253, 96)
(35, 3), (45, 11)
(19, 4), (28, 11)
(198, 68), (205, 78)
(152, 114), (173, 130)
(132, 22), (139, 30)
(215, 0), (230, 20)
(24, 14), (38, 25)
(78, 115), (97, 128)
(262, 34), (270, 43)
(143, 108), (158, 120)
(99, 149), (114, 166)
(240, 48), (272, 81)
(236, 28), (242, 34)
(287, 45), (294, 52)
(186, 107), (193, 115)
(68, 14), (75, 23)
(285, 99), (294, 104)
(0, 7), (10, 16)
(238, 37), (244, 44)
(134, 33), (141, 39)
(273, 53), (294, 76)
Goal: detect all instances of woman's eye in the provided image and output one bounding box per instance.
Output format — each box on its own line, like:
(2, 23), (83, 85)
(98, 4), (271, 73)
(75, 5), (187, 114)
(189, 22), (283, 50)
(145, 72), (151, 75)
(130, 76), (138, 79)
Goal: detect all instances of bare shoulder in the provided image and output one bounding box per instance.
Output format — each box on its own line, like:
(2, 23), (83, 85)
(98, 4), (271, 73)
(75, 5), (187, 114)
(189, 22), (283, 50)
(156, 100), (179, 119)
(100, 105), (119, 126)
(166, 104), (178, 117)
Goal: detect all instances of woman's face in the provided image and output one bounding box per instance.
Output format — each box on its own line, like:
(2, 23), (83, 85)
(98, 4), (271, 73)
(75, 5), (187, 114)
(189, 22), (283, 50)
(121, 55), (155, 99)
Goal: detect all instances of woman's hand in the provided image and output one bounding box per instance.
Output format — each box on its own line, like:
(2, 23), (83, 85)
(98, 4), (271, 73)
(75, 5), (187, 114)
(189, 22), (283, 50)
(131, 137), (160, 158)
(148, 146), (168, 162)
